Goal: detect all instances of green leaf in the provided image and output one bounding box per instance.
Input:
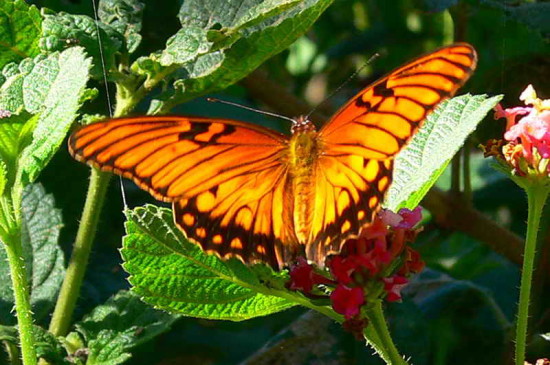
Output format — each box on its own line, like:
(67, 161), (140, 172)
(15, 47), (92, 187)
(0, 0), (42, 70)
(74, 290), (178, 365)
(0, 324), (17, 343)
(40, 10), (125, 79)
(33, 325), (70, 365)
(160, 0), (304, 67)
(121, 205), (296, 321)
(160, 26), (212, 66)
(98, 0), (144, 53)
(0, 112), (32, 188)
(140, 0), (333, 113)
(0, 184), (65, 325)
(385, 94), (502, 211)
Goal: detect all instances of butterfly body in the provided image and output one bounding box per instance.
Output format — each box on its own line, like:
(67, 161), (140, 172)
(69, 44), (477, 270)
(287, 117), (321, 245)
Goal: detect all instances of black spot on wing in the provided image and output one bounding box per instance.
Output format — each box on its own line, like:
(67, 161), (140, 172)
(372, 82), (395, 98)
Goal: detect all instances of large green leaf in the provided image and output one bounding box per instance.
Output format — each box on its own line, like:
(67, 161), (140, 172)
(73, 290), (177, 365)
(385, 94), (502, 211)
(133, 0), (333, 113)
(0, 0), (42, 70)
(13, 47), (91, 188)
(40, 10), (124, 79)
(121, 205), (297, 321)
(0, 184), (65, 325)
(98, 0), (144, 53)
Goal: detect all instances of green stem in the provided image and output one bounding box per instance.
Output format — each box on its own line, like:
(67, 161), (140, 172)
(4, 228), (37, 365)
(48, 169), (111, 336)
(515, 184), (549, 365)
(365, 300), (407, 365)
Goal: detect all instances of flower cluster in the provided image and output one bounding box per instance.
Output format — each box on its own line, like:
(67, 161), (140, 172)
(483, 85), (550, 178)
(287, 207), (425, 339)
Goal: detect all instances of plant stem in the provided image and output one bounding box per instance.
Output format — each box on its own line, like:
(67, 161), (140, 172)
(515, 184), (549, 365)
(4, 227), (37, 365)
(48, 169), (111, 336)
(365, 300), (407, 365)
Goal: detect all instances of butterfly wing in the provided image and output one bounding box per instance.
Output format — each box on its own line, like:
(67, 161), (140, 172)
(306, 43), (477, 265)
(69, 116), (296, 268)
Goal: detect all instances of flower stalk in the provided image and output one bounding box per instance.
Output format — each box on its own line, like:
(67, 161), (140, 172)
(515, 184), (549, 365)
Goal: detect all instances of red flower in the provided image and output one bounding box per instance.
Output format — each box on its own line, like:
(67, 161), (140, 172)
(287, 257), (332, 293)
(331, 285), (365, 318)
(382, 275), (408, 302)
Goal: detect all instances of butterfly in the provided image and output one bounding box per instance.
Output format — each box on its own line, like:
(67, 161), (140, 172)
(69, 43), (477, 270)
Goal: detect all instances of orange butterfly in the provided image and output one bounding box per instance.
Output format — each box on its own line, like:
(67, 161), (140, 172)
(69, 44), (477, 270)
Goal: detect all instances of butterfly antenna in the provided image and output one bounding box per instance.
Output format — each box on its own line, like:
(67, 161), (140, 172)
(207, 98), (297, 124)
(305, 53), (380, 120)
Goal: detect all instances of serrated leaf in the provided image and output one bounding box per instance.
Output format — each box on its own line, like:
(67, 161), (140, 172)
(74, 290), (178, 365)
(160, 26), (212, 66)
(40, 10), (124, 79)
(142, 0), (333, 113)
(160, 0), (304, 67)
(0, 112), (32, 188)
(16, 47), (91, 187)
(0, 0), (42, 69)
(121, 205), (297, 321)
(0, 324), (17, 343)
(33, 325), (70, 364)
(386, 94), (502, 211)
(0, 184), (65, 325)
(98, 0), (144, 53)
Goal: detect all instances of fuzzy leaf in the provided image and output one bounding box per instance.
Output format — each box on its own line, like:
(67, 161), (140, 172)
(139, 0), (333, 113)
(386, 94), (502, 211)
(98, 0), (144, 53)
(75, 290), (178, 365)
(40, 10), (124, 79)
(15, 47), (91, 187)
(0, 0), (42, 69)
(0, 184), (65, 325)
(121, 205), (297, 321)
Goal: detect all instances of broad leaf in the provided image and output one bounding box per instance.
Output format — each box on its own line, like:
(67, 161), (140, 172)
(40, 10), (124, 79)
(0, 0), (42, 69)
(0, 184), (65, 325)
(74, 290), (178, 365)
(121, 205), (297, 321)
(98, 0), (144, 53)
(386, 94), (502, 211)
(136, 0), (333, 113)
(15, 47), (91, 188)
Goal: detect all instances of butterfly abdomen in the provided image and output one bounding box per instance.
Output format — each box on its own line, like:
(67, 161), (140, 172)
(288, 119), (320, 245)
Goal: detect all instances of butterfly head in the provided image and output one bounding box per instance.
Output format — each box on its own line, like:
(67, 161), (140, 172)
(291, 116), (317, 134)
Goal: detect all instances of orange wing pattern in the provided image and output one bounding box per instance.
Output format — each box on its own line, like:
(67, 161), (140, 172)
(69, 116), (294, 267)
(304, 43), (477, 264)
(69, 43), (477, 270)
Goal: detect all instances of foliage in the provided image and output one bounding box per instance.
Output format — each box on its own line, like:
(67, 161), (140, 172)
(0, 0), (547, 364)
